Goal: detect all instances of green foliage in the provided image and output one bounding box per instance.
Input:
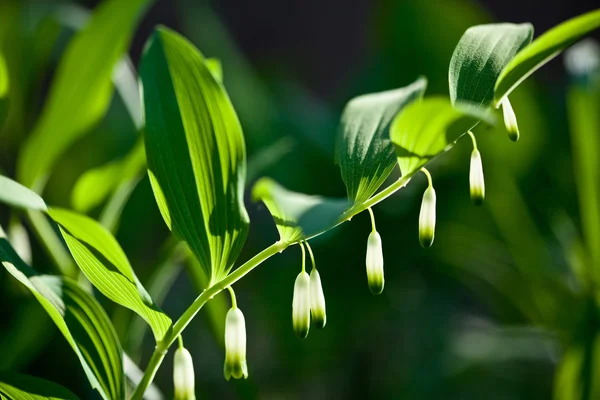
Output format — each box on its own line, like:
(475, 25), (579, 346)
(0, 373), (79, 400)
(0, 175), (47, 211)
(335, 77), (427, 204)
(48, 208), (172, 342)
(0, 52), (8, 128)
(139, 27), (249, 284)
(0, 227), (123, 400)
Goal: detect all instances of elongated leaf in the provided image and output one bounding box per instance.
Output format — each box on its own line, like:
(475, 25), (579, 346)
(47, 208), (172, 342)
(252, 178), (350, 243)
(449, 23), (533, 108)
(495, 9), (600, 105)
(0, 52), (7, 128)
(390, 97), (495, 177)
(336, 78), (427, 204)
(0, 374), (79, 400)
(0, 227), (123, 400)
(17, 0), (152, 190)
(0, 175), (47, 211)
(140, 27), (249, 284)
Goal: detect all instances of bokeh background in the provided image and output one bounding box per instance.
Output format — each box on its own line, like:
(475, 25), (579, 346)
(1, 0), (600, 399)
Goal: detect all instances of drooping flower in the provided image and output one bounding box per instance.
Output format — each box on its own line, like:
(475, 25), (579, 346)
(365, 230), (384, 295)
(173, 346), (196, 400)
(224, 307), (248, 380)
(469, 148), (485, 205)
(419, 186), (436, 248)
(309, 268), (327, 328)
(501, 97), (519, 142)
(292, 271), (311, 339)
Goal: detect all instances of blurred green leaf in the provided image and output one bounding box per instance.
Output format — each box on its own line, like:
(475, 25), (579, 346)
(390, 97), (495, 177)
(495, 9), (600, 105)
(0, 227), (123, 400)
(140, 27), (249, 284)
(17, 0), (152, 190)
(0, 174), (47, 211)
(450, 23), (533, 107)
(205, 57), (223, 82)
(252, 178), (350, 243)
(335, 78), (427, 204)
(0, 373), (79, 400)
(47, 208), (172, 342)
(0, 52), (8, 128)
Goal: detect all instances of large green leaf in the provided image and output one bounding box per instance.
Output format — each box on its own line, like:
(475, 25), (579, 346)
(390, 97), (495, 177)
(17, 0), (152, 190)
(140, 27), (249, 284)
(0, 227), (123, 400)
(0, 374), (79, 400)
(495, 9), (600, 105)
(449, 23), (533, 108)
(335, 78), (427, 204)
(0, 175), (47, 211)
(252, 178), (350, 243)
(47, 208), (172, 342)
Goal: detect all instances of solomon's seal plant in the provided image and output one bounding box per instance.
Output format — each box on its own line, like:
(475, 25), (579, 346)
(0, 2), (599, 398)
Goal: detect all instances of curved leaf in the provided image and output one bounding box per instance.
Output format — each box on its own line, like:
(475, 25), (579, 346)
(449, 23), (533, 108)
(0, 374), (79, 400)
(252, 178), (350, 243)
(335, 77), (427, 204)
(0, 228), (123, 400)
(140, 27), (249, 284)
(47, 208), (172, 342)
(495, 9), (600, 105)
(0, 175), (47, 211)
(390, 97), (496, 177)
(17, 0), (152, 190)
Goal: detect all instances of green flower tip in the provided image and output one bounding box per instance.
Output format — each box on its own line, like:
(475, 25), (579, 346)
(501, 97), (520, 142)
(224, 308), (248, 380)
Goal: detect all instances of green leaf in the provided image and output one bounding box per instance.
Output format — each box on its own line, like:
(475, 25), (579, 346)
(140, 27), (249, 284)
(449, 23), (533, 108)
(0, 374), (79, 400)
(0, 175), (47, 211)
(47, 208), (172, 342)
(335, 78), (427, 204)
(390, 96), (495, 177)
(0, 228), (123, 400)
(252, 178), (350, 243)
(17, 0), (152, 190)
(495, 9), (600, 105)
(0, 52), (8, 128)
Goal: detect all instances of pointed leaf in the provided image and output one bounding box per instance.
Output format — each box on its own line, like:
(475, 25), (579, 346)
(335, 78), (427, 204)
(0, 175), (47, 211)
(17, 0), (152, 190)
(0, 228), (123, 400)
(449, 23), (533, 108)
(0, 374), (79, 400)
(140, 27), (249, 284)
(47, 208), (172, 342)
(495, 9), (600, 105)
(252, 178), (350, 243)
(390, 97), (496, 177)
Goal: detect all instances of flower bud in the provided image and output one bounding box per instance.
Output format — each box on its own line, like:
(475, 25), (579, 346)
(419, 186), (436, 248)
(469, 149), (485, 205)
(292, 271), (311, 339)
(365, 231), (384, 295)
(173, 347), (195, 400)
(224, 308), (248, 380)
(501, 97), (519, 142)
(309, 269), (327, 328)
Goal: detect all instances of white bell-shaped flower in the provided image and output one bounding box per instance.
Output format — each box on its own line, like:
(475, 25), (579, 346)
(365, 230), (384, 295)
(224, 308), (248, 380)
(292, 271), (311, 339)
(309, 268), (327, 328)
(173, 346), (195, 400)
(419, 186), (436, 248)
(469, 148), (485, 205)
(501, 97), (519, 141)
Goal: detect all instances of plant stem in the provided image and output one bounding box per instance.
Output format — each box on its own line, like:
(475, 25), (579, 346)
(130, 240), (287, 400)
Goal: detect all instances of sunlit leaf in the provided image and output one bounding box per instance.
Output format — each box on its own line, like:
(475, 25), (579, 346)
(140, 27), (249, 284)
(390, 96), (495, 177)
(0, 227), (123, 400)
(495, 9), (600, 105)
(449, 23), (533, 108)
(335, 78), (427, 204)
(252, 178), (350, 243)
(0, 373), (79, 400)
(17, 0), (152, 190)
(0, 175), (47, 211)
(47, 208), (172, 342)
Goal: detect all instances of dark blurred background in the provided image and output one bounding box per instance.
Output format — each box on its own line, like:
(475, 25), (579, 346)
(1, 0), (599, 399)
